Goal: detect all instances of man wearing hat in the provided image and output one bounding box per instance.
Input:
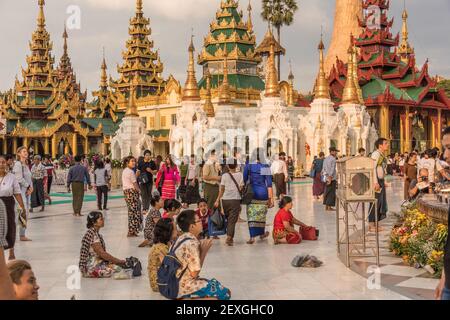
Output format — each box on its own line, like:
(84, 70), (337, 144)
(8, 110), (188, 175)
(322, 147), (339, 211)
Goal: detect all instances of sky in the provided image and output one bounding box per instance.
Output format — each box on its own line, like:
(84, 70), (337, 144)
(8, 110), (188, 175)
(0, 0), (448, 98)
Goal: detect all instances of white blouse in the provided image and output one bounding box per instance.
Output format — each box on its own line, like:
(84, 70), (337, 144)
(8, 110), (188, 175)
(122, 168), (137, 191)
(0, 173), (21, 197)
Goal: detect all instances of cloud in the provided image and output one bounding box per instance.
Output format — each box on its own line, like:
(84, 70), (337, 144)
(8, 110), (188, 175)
(82, 0), (217, 21)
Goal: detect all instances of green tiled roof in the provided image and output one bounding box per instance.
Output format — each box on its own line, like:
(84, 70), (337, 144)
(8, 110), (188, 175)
(362, 77), (414, 101)
(20, 119), (48, 132)
(81, 118), (121, 136)
(198, 74), (264, 91)
(405, 87), (426, 101)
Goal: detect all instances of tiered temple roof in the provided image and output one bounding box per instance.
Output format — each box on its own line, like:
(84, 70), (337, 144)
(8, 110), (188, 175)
(198, 0), (264, 102)
(328, 0), (450, 109)
(110, 0), (166, 101)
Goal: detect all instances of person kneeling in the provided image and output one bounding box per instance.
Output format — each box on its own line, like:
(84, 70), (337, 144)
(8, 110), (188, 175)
(148, 218), (177, 292)
(273, 196), (312, 245)
(174, 210), (231, 300)
(79, 211), (127, 278)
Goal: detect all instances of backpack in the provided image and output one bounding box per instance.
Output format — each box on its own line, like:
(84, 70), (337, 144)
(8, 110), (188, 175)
(157, 237), (193, 300)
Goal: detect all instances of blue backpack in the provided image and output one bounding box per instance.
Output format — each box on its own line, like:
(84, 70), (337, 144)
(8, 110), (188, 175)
(157, 237), (193, 300)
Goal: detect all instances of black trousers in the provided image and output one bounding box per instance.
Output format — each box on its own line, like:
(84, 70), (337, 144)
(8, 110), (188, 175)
(1, 196), (16, 250)
(323, 180), (337, 207)
(47, 175), (53, 195)
(140, 182), (153, 211)
(96, 185), (108, 210)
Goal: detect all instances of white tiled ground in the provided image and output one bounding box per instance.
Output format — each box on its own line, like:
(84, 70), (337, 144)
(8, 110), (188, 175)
(6, 181), (409, 300)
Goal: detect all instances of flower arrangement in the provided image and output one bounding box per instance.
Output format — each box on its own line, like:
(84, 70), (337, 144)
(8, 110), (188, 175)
(111, 159), (123, 169)
(389, 205), (448, 277)
(58, 155), (73, 169)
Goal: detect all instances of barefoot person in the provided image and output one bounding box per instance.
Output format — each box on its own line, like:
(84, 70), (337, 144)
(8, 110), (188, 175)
(0, 155), (26, 261)
(174, 210), (231, 300)
(122, 156), (142, 238)
(368, 138), (389, 232)
(67, 155), (92, 217)
(243, 148), (274, 244)
(12, 147), (33, 241)
(322, 147), (338, 211)
(273, 196), (312, 245)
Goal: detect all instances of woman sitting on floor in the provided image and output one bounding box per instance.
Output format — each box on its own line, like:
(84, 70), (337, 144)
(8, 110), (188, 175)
(174, 210), (231, 300)
(273, 196), (312, 245)
(139, 192), (164, 248)
(148, 218), (177, 292)
(79, 211), (127, 278)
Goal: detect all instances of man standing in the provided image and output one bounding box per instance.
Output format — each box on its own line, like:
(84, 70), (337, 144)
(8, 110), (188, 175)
(67, 155), (92, 217)
(43, 156), (56, 198)
(271, 152), (288, 200)
(368, 138), (389, 232)
(435, 127), (450, 300)
(136, 150), (157, 214)
(202, 150), (221, 210)
(322, 147), (339, 211)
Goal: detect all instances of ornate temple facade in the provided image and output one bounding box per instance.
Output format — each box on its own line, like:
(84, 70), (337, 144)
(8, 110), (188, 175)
(0, 0), (118, 157)
(328, 0), (450, 153)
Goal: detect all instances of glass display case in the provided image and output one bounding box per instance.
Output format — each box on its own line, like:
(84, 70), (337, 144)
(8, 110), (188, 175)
(337, 156), (376, 201)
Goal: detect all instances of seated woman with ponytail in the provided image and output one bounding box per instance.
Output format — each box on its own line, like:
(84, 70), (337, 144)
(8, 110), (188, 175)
(272, 196), (313, 245)
(79, 211), (127, 278)
(139, 191), (164, 248)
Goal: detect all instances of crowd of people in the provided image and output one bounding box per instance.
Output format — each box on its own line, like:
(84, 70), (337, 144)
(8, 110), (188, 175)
(1, 132), (449, 300)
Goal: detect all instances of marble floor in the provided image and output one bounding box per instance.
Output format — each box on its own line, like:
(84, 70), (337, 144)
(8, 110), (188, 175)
(6, 179), (412, 300)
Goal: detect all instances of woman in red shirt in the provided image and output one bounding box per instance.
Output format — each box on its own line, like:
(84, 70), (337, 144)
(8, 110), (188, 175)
(273, 196), (311, 245)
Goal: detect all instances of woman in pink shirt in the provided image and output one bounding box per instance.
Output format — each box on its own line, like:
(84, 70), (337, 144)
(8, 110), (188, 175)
(156, 156), (180, 200)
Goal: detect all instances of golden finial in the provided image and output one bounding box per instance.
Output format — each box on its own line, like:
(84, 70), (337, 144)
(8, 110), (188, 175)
(125, 83), (139, 117)
(100, 47), (108, 89)
(183, 33), (201, 101)
(218, 48), (231, 104)
(314, 29), (331, 100)
(288, 60), (294, 85)
(247, 0), (253, 34)
(264, 43), (280, 97)
(203, 69), (215, 117)
(352, 44), (364, 105)
(398, 0), (414, 63)
(341, 42), (359, 104)
(62, 25), (68, 55)
(37, 0), (46, 30)
(136, 0), (143, 14)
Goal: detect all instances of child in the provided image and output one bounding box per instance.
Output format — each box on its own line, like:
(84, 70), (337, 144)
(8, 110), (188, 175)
(139, 192), (164, 248)
(147, 218), (177, 292)
(195, 199), (211, 239)
(273, 196), (312, 245)
(162, 199), (182, 220)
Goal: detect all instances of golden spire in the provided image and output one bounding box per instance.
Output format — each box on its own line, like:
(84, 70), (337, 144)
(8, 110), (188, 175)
(37, 0), (46, 30)
(314, 31), (330, 100)
(264, 43), (280, 98)
(125, 79), (139, 117)
(100, 47), (108, 89)
(203, 69), (215, 117)
(398, 1), (414, 63)
(183, 34), (201, 101)
(288, 60), (294, 85)
(247, 0), (253, 34)
(63, 25), (68, 55)
(136, 0), (143, 14)
(352, 44), (364, 105)
(218, 49), (231, 104)
(341, 44), (359, 104)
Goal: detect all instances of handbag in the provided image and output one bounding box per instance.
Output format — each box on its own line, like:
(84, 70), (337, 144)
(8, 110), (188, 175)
(209, 208), (225, 230)
(156, 167), (165, 190)
(125, 256), (142, 277)
(138, 172), (150, 185)
(300, 226), (318, 241)
(309, 168), (316, 178)
(208, 208), (227, 237)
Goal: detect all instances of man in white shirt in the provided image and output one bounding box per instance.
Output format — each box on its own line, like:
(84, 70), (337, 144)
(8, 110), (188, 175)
(271, 152), (288, 200)
(368, 138), (389, 232)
